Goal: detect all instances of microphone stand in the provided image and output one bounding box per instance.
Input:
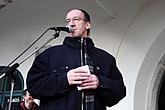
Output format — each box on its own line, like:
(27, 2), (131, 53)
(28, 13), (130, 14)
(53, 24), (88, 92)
(0, 28), (60, 110)
(0, 28), (51, 79)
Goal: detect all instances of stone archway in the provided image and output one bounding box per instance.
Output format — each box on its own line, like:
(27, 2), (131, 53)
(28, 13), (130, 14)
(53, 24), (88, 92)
(134, 28), (165, 110)
(158, 70), (165, 110)
(146, 54), (165, 110)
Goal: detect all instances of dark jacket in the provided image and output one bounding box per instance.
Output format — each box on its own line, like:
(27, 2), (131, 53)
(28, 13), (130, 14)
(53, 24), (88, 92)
(27, 37), (126, 110)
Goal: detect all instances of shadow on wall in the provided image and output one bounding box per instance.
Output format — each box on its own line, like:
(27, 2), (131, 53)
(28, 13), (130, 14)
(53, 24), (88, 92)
(0, 0), (14, 9)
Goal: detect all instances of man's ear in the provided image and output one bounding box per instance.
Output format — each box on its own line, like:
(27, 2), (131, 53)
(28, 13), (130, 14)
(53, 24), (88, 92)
(86, 22), (91, 30)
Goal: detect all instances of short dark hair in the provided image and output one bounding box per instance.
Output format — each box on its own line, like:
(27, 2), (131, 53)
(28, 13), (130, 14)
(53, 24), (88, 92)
(79, 9), (91, 23)
(22, 89), (27, 96)
(78, 9), (91, 35)
(67, 9), (91, 35)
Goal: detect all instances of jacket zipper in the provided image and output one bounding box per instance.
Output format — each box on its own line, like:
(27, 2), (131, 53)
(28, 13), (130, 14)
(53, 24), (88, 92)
(80, 37), (84, 110)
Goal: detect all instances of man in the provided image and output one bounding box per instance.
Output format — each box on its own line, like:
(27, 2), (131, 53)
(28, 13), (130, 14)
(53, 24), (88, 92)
(26, 9), (126, 110)
(18, 89), (39, 110)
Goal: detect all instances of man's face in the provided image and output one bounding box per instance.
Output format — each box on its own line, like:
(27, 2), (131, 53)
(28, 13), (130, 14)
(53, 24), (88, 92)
(66, 9), (91, 37)
(24, 91), (34, 104)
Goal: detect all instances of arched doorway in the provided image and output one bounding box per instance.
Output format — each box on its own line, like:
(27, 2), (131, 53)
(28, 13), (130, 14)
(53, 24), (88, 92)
(134, 28), (165, 110)
(145, 55), (165, 110)
(0, 66), (24, 110)
(158, 70), (165, 110)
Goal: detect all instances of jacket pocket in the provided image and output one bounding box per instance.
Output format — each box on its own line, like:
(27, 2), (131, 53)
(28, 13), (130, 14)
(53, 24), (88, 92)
(53, 66), (69, 76)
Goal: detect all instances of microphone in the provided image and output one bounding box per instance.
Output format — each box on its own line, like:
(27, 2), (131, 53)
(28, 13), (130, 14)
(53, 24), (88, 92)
(49, 26), (72, 33)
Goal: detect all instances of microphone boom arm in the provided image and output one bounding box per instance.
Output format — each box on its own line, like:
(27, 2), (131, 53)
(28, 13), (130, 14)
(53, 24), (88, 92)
(0, 27), (61, 110)
(19, 36), (55, 65)
(0, 28), (60, 79)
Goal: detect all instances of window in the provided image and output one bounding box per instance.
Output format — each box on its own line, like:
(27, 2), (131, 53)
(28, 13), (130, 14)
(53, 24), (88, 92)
(0, 66), (24, 110)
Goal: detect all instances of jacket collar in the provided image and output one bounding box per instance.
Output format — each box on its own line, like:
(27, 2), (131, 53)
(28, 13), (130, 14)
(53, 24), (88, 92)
(63, 37), (95, 50)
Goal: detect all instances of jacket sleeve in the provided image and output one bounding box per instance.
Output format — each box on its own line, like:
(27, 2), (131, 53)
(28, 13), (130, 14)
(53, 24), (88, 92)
(96, 56), (126, 107)
(26, 52), (71, 99)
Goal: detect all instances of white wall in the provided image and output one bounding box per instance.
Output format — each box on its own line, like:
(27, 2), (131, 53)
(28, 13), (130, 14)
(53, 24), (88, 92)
(117, 0), (165, 110)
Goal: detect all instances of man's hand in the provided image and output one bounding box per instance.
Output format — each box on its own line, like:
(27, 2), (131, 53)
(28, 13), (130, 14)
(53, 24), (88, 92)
(67, 67), (90, 85)
(80, 74), (99, 89)
(67, 66), (99, 90)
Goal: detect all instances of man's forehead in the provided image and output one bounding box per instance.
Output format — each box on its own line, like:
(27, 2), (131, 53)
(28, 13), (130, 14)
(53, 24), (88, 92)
(66, 9), (83, 19)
